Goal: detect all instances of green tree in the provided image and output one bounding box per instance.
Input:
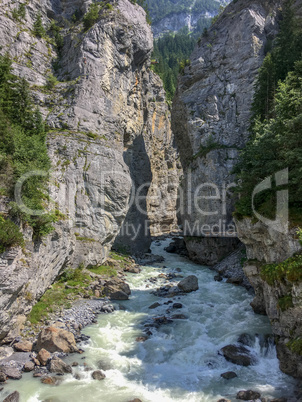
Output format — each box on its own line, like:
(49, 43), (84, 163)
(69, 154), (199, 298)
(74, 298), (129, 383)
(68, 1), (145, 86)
(33, 13), (46, 38)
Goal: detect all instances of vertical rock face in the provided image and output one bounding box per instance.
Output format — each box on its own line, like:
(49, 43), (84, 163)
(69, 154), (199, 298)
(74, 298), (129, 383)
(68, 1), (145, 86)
(237, 218), (302, 378)
(0, 0), (179, 340)
(172, 0), (280, 264)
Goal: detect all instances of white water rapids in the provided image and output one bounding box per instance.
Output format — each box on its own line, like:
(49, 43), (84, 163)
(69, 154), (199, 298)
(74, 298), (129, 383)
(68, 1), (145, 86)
(1, 239), (296, 401)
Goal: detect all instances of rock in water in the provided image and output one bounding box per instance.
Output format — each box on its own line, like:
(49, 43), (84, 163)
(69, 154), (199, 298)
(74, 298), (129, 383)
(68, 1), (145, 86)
(23, 361), (35, 372)
(91, 370), (106, 380)
(36, 327), (78, 353)
(3, 391), (20, 402)
(0, 372), (6, 382)
(48, 357), (72, 375)
(236, 390), (261, 400)
(221, 371), (238, 380)
(0, 367), (22, 380)
(220, 344), (255, 366)
(177, 276), (199, 293)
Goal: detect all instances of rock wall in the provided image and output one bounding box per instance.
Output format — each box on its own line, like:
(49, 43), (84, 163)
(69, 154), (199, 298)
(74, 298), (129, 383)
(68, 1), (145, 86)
(236, 218), (302, 378)
(0, 0), (179, 341)
(172, 0), (280, 265)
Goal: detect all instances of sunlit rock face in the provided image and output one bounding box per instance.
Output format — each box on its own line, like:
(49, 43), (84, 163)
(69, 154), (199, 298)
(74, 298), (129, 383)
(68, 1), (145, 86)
(0, 0), (179, 341)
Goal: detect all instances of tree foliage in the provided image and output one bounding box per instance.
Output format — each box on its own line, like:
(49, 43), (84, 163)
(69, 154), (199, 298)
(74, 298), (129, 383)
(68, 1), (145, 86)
(0, 54), (55, 242)
(234, 1), (302, 221)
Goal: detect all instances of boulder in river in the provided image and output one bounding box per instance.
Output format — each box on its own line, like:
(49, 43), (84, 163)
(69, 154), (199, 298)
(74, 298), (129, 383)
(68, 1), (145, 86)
(220, 344), (255, 366)
(41, 376), (63, 386)
(3, 391), (20, 402)
(48, 356), (72, 375)
(177, 275), (199, 293)
(221, 371), (238, 380)
(36, 327), (78, 353)
(149, 302), (161, 309)
(236, 389), (261, 400)
(0, 367), (22, 380)
(237, 333), (254, 347)
(91, 370), (106, 380)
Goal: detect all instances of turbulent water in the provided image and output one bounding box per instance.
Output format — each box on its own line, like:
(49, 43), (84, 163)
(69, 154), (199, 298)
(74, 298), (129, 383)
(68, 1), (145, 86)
(1, 239), (296, 402)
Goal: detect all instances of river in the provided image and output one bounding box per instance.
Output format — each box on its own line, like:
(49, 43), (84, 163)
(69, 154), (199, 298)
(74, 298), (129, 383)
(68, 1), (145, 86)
(1, 239), (296, 401)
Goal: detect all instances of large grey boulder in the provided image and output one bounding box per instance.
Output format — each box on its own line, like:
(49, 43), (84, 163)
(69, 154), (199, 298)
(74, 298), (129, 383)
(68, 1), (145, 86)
(177, 275), (199, 293)
(36, 327), (78, 354)
(48, 357), (72, 375)
(220, 344), (255, 367)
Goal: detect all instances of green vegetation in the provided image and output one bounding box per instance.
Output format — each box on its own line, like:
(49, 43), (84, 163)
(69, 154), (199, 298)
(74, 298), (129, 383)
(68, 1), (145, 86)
(83, 3), (101, 30)
(48, 20), (64, 55)
(278, 294), (294, 311)
(33, 13), (46, 38)
(0, 54), (61, 246)
(0, 216), (24, 253)
(12, 4), (26, 21)
(151, 28), (198, 100)
(28, 267), (92, 324)
(287, 338), (302, 355)
(260, 253), (302, 286)
(88, 265), (117, 277)
(234, 0), (302, 220)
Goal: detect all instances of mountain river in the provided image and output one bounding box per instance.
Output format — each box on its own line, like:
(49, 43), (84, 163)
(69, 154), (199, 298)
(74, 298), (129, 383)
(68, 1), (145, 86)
(1, 239), (297, 401)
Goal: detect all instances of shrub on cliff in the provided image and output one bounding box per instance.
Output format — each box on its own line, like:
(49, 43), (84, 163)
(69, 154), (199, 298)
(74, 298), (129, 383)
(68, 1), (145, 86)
(83, 3), (100, 30)
(0, 216), (24, 253)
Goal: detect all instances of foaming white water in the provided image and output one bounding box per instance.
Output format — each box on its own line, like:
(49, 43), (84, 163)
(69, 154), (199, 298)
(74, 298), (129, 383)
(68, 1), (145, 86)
(1, 239), (296, 402)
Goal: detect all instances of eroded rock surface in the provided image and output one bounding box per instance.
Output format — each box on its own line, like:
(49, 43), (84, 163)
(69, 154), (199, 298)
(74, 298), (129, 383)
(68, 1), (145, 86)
(0, 0), (179, 341)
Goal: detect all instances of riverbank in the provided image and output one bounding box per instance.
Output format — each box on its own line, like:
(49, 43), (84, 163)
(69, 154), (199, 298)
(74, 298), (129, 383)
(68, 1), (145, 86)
(1, 238), (298, 402)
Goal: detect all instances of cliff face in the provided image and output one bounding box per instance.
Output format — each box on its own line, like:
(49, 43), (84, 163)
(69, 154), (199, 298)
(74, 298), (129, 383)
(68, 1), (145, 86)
(237, 219), (302, 378)
(0, 0), (179, 341)
(172, 0), (280, 265)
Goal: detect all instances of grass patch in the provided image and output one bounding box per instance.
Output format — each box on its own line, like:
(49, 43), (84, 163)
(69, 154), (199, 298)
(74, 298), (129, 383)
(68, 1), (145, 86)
(87, 265), (117, 277)
(28, 268), (92, 324)
(260, 253), (302, 285)
(278, 294), (294, 311)
(76, 236), (97, 242)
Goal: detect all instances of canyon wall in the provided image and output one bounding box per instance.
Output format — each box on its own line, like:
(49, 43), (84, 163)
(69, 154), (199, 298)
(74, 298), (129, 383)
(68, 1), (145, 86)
(0, 0), (178, 341)
(172, 0), (280, 265)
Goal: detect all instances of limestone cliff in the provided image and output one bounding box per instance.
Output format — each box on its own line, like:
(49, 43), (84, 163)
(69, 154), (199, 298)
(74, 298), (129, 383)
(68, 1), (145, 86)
(172, 0), (280, 265)
(237, 219), (302, 378)
(0, 0), (178, 341)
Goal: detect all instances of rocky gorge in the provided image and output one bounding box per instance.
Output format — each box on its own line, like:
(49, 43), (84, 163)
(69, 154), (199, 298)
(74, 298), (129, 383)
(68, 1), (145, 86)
(0, 0), (302, 400)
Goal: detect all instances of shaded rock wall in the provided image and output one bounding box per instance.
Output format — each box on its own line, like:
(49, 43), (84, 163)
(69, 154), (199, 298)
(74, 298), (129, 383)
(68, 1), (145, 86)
(172, 0), (281, 264)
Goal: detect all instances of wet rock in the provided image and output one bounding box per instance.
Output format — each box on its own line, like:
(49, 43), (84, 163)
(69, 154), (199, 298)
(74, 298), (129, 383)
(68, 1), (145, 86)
(177, 275), (199, 293)
(172, 303), (183, 309)
(214, 275), (223, 282)
(3, 391), (20, 402)
(23, 361), (35, 372)
(128, 399), (142, 402)
(0, 367), (22, 380)
(125, 267), (141, 274)
(148, 302), (161, 309)
(13, 341), (33, 352)
(237, 333), (254, 347)
(91, 370), (106, 380)
(217, 399), (231, 402)
(236, 390), (261, 400)
(0, 371), (6, 382)
(71, 362), (79, 367)
(270, 398), (287, 402)
(48, 356), (72, 375)
(171, 314), (188, 320)
(33, 368), (48, 378)
(97, 360), (112, 371)
(41, 376), (63, 386)
(37, 348), (51, 366)
(36, 327), (78, 353)
(221, 371), (238, 380)
(220, 345), (255, 366)
(136, 337), (148, 342)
